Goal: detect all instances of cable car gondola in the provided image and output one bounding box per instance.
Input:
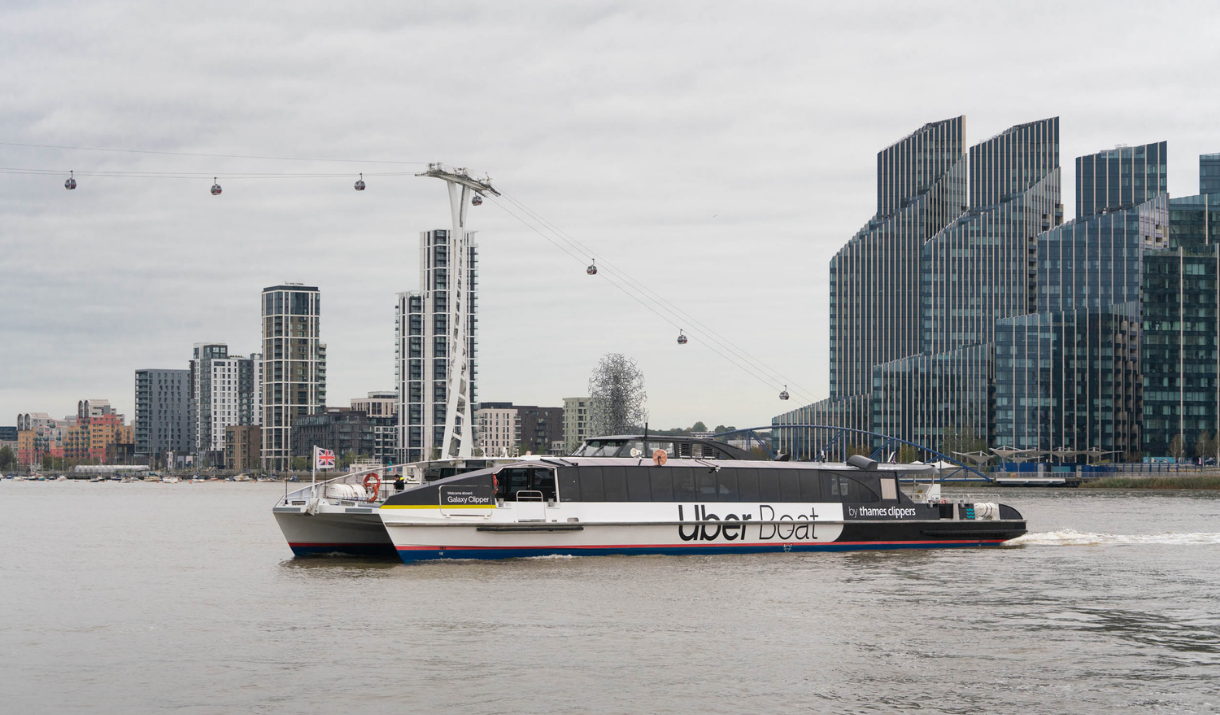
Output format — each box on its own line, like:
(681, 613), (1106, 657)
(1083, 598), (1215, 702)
(64, 171), (76, 190)
(210, 177), (222, 196)
(779, 386), (790, 400)
(354, 173), (365, 191)
(677, 330), (688, 345)
(472, 194), (483, 206)
(587, 259), (597, 276)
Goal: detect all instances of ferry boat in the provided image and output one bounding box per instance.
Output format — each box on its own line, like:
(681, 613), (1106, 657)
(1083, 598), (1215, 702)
(271, 435), (753, 558)
(378, 454), (1027, 562)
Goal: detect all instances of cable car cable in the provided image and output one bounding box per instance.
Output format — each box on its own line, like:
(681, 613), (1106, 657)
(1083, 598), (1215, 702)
(496, 190), (816, 403)
(486, 195), (795, 397)
(497, 190), (813, 398)
(0, 141), (429, 166)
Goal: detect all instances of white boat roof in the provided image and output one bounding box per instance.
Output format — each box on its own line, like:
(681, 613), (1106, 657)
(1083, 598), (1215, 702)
(525, 457), (935, 472)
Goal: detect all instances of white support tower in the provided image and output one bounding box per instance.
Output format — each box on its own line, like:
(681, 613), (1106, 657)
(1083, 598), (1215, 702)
(416, 164), (500, 459)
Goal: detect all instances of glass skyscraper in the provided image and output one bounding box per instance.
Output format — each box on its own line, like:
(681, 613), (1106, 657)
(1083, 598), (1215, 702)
(1036, 195), (1167, 312)
(992, 157), (1168, 455)
(1076, 141), (1167, 219)
(830, 117), (967, 401)
(994, 302), (1141, 455)
(780, 116), (1220, 461)
(871, 344), (993, 452)
(1200, 154), (1220, 195)
(876, 119), (1060, 452)
(921, 118), (1062, 354)
(1141, 191), (1220, 456)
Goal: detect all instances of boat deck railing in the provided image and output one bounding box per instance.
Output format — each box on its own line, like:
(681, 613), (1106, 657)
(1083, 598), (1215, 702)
(279, 464), (410, 506)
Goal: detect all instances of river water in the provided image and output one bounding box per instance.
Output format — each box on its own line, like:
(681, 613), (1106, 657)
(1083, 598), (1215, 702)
(2, 482), (1219, 714)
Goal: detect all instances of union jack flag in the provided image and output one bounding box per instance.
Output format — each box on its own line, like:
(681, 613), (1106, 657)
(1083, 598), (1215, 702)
(314, 446), (335, 470)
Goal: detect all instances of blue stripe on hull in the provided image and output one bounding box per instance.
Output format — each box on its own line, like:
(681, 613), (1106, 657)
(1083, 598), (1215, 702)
(395, 541), (1003, 563)
(290, 544), (400, 558)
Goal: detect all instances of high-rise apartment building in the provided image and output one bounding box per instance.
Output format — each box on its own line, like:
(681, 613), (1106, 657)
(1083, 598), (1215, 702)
(777, 120), (1216, 460)
(1200, 154), (1220, 195)
(396, 230), (478, 463)
(1076, 142), (1167, 219)
(1141, 190), (1220, 456)
(993, 145), (1169, 456)
(134, 368), (190, 466)
(868, 119), (1063, 449)
(830, 117), (967, 401)
(190, 344), (262, 466)
(262, 284), (325, 471)
(995, 303), (1142, 455)
(921, 118), (1062, 352)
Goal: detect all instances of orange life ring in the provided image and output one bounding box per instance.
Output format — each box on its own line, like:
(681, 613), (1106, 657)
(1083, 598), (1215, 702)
(363, 473), (381, 502)
(652, 449), (668, 466)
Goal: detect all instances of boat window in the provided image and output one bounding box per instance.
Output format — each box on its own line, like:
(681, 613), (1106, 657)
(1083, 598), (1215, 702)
(592, 442), (622, 457)
(880, 477), (898, 501)
(824, 474), (850, 500)
(531, 468), (557, 501)
(778, 470), (801, 501)
(601, 466), (628, 501)
(498, 468), (532, 500)
(626, 467), (651, 502)
(736, 468), (760, 501)
(647, 441), (675, 457)
(573, 440), (624, 457)
(677, 441), (693, 458)
(620, 440), (645, 458)
(558, 468), (581, 501)
(798, 470), (823, 501)
(649, 468), (673, 501)
(671, 467), (698, 500)
(851, 477), (880, 503)
(697, 470), (718, 499)
(757, 469), (781, 502)
(715, 469), (739, 501)
(579, 467), (605, 501)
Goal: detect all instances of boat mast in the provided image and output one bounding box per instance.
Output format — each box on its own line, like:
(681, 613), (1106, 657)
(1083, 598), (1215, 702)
(415, 164), (500, 460)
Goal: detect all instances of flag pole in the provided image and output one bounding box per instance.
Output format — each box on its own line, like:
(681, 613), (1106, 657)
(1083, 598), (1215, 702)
(311, 445), (317, 499)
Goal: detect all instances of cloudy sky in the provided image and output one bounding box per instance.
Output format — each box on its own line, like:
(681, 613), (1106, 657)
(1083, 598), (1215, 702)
(4, 1), (1220, 430)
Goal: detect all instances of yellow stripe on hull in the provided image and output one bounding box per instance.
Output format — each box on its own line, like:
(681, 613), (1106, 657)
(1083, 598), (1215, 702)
(380, 504), (492, 510)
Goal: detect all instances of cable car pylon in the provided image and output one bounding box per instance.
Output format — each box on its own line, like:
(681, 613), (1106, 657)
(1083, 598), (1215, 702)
(415, 163), (500, 460)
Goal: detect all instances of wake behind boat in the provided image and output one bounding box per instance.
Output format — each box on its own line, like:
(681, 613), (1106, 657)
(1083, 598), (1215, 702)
(378, 454), (1027, 562)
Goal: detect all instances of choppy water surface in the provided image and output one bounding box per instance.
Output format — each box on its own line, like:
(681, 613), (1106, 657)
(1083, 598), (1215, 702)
(2, 483), (1220, 714)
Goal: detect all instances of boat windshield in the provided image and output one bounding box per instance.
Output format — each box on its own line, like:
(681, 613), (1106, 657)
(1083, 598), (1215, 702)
(573, 439), (626, 457)
(572, 439), (683, 458)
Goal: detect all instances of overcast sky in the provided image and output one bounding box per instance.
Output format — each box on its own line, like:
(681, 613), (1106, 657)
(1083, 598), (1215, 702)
(4, 1), (1220, 431)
